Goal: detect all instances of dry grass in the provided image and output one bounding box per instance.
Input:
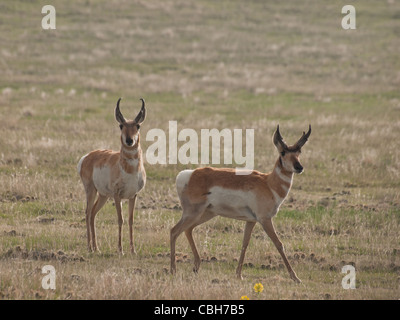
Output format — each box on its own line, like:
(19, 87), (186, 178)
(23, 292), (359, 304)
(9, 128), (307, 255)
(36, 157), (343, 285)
(0, 0), (399, 299)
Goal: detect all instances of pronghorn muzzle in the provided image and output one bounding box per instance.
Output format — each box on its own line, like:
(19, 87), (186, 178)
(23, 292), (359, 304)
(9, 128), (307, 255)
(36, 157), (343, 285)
(126, 137), (134, 146)
(293, 162), (303, 174)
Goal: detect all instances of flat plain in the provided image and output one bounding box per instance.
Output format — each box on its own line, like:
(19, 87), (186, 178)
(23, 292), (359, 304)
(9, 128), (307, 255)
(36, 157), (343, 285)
(0, 0), (399, 299)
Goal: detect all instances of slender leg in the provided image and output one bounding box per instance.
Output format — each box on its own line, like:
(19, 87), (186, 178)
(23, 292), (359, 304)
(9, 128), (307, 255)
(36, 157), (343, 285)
(128, 195), (137, 254)
(184, 226), (200, 272)
(236, 221), (256, 280)
(90, 194), (108, 252)
(184, 210), (215, 273)
(84, 185), (97, 252)
(114, 196), (124, 254)
(261, 218), (301, 283)
(170, 203), (208, 274)
(170, 217), (193, 274)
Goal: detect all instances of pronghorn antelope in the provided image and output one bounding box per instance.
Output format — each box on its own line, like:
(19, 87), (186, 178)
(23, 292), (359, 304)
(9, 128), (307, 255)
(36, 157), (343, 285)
(170, 124), (311, 282)
(78, 98), (146, 254)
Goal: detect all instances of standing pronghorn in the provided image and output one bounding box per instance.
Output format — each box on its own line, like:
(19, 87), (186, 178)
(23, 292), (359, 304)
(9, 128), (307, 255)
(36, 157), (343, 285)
(170, 124), (311, 282)
(78, 98), (146, 254)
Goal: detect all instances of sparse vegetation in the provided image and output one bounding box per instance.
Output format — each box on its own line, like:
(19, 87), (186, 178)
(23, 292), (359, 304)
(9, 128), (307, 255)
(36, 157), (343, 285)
(0, 0), (399, 299)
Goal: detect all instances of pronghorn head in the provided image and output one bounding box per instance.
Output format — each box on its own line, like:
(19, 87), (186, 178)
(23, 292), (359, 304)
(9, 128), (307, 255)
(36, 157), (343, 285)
(273, 124), (311, 174)
(115, 98), (146, 148)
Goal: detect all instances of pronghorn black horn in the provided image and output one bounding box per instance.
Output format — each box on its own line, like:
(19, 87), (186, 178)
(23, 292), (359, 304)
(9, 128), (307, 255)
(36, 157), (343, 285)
(294, 124), (312, 149)
(115, 97), (126, 124)
(135, 98), (146, 124)
(273, 124), (289, 151)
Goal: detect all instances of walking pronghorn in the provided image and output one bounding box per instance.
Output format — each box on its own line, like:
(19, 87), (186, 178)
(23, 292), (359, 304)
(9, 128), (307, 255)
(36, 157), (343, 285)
(78, 98), (146, 254)
(170, 124), (311, 282)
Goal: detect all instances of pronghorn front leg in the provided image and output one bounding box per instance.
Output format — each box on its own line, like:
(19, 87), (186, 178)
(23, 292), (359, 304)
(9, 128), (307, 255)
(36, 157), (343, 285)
(114, 196), (124, 254)
(261, 218), (301, 283)
(236, 221), (256, 280)
(128, 195), (137, 254)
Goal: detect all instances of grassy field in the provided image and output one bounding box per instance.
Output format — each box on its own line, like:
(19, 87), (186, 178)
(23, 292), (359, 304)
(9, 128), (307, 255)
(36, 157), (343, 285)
(0, 0), (399, 300)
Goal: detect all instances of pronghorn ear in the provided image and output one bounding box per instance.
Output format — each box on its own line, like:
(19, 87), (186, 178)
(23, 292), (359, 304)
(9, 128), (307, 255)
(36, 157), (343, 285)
(273, 125), (288, 153)
(134, 98), (146, 124)
(115, 98), (126, 125)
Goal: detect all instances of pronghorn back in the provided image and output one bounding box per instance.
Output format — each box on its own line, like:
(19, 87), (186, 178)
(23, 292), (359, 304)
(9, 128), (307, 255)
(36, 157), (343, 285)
(78, 150), (119, 181)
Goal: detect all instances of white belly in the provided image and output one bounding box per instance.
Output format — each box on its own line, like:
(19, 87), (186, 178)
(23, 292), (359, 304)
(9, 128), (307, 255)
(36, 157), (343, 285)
(92, 165), (145, 199)
(119, 169), (144, 199)
(93, 166), (114, 197)
(207, 186), (258, 222)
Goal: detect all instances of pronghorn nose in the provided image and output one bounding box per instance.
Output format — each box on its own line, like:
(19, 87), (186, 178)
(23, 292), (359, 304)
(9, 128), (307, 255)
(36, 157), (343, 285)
(126, 137), (133, 146)
(294, 163), (303, 173)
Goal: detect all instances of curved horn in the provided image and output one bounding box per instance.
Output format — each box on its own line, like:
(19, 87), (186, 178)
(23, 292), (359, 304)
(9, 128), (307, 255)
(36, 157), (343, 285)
(135, 98), (146, 124)
(294, 124), (312, 149)
(115, 97), (126, 124)
(273, 124), (289, 151)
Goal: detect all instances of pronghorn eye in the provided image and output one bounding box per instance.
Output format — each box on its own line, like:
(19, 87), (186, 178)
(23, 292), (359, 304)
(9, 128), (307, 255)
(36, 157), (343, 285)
(119, 124), (123, 130)
(137, 124), (141, 130)
(281, 151), (286, 157)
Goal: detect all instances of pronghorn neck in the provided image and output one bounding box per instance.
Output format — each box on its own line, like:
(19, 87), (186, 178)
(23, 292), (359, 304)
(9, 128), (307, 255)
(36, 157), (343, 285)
(269, 158), (294, 205)
(121, 144), (140, 159)
(119, 135), (141, 172)
(273, 157), (293, 185)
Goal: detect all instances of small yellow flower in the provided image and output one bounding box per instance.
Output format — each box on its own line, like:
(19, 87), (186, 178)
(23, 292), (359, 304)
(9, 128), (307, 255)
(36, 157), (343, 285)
(253, 282), (264, 294)
(240, 295), (250, 300)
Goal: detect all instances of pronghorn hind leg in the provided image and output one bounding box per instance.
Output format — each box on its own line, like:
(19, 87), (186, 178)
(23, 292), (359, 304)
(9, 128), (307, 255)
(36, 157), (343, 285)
(90, 194), (108, 252)
(261, 218), (301, 283)
(236, 221), (256, 280)
(170, 217), (192, 275)
(184, 210), (215, 273)
(184, 227), (199, 272)
(170, 203), (209, 275)
(84, 184), (97, 252)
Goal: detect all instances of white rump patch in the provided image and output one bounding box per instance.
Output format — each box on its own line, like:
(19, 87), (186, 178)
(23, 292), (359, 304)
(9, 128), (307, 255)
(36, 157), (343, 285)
(176, 170), (194, 196)
(77, 154), (88, 175)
